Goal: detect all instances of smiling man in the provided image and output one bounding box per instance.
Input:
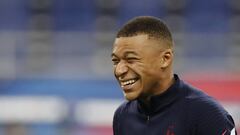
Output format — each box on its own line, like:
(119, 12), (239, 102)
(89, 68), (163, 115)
(112, 34), (173, 102)
(111, 16), (237, 135)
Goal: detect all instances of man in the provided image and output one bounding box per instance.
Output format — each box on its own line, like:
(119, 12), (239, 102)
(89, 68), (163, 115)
(111, 16), (237, 135)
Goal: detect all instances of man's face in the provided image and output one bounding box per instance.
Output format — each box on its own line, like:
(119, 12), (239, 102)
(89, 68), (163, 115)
(112, 34), (165, 101)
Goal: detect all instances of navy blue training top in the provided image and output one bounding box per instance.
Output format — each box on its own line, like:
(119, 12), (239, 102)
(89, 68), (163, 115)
(113, 74), (237, 135)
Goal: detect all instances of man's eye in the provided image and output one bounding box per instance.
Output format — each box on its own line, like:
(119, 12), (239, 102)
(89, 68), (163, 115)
(127, 58), (137, 63)
(112, 59), (119, 65)
(128, 58), (137, 60)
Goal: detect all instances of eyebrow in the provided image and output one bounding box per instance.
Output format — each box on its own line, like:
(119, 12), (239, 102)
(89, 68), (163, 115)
(124, 51), (138, 57)
(111, 51), (138, 58)
(111, 53), (117, 58)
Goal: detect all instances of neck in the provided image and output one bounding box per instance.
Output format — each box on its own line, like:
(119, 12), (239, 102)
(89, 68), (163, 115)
(139, 73), (175, 107)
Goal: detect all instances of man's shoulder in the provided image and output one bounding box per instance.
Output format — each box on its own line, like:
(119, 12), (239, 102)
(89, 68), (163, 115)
(182, 81), (226, 112)
(181, 81), (231, 123)
(114, 100), (137, 115)
(179, 81), (236, 134)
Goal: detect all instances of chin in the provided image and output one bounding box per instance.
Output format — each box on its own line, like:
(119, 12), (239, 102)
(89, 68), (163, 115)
(124, 93), (138, 101)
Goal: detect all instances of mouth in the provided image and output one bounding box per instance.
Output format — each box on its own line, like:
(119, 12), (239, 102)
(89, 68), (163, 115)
(120, 78), (139, 90)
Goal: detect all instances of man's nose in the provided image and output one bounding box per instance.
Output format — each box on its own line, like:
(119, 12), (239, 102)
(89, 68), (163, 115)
(115, 61), (128, 78)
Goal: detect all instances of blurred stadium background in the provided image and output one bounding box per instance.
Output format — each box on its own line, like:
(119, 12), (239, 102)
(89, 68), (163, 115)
(0, 0), (240, 134)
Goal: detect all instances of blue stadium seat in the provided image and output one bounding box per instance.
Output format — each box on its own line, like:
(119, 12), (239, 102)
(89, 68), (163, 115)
(185, 0), (230, 32)
(0, 0), (29, 30)
(118, 0), (166, 25)
(52, 0), (97, 31)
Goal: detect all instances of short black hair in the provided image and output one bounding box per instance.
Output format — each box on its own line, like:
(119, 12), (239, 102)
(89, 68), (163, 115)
(116, 16), (173, 47)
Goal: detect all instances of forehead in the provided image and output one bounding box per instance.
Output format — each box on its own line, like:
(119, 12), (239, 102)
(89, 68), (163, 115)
(114, 34), (149, 44)
(112, 35), (161, 56)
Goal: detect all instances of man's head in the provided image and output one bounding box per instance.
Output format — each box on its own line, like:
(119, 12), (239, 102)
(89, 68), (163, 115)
(111, 16), (174, 101)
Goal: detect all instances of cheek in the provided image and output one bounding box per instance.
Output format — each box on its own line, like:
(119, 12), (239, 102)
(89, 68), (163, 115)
(129, 63), (145, 73)
(129, 62), (160, 80)
(125, 65), (138, 77)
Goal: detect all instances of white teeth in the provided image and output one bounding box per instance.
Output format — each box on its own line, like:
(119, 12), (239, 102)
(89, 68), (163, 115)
(121, 79), (137, 87)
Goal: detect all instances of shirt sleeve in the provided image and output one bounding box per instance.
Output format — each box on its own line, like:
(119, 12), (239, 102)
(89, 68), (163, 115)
(192, 97), (237, 135)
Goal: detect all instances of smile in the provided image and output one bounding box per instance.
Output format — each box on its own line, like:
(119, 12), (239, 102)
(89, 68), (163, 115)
(120, 78), (138, 87)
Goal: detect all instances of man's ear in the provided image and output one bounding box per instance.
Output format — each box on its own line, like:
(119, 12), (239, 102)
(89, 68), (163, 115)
(161, 49), (173, 68)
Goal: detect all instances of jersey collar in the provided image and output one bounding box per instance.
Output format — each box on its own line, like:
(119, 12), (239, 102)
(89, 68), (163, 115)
(137, 74), (182, 115)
